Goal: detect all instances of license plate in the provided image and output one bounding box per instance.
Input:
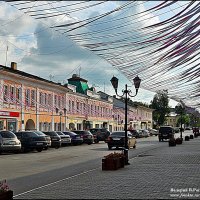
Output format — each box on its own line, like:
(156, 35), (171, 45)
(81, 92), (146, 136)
(52, 139), (57, 141)
(87, 136), (91, 138)
(163, 134), (168, 137)
(76, 136), (80, 138)
(36, 143), (43, 145)
(9, 141), (16, 145)
(113, 138), (120, 140)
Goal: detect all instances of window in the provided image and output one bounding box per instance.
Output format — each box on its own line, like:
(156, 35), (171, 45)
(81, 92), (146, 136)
(58, 96), (61, 108)
(10, 86), (15, 103)
(77, 102), (79, 111)
(39, 92), (42, 104)
(44, 93), (47, 105)
(3, 85), (8, 102)
(72, 101), (74, 113)
(31, 90), (36, 106)
(48, 94), (52, 106)
(16, 88), (21, 104)
(69, 100), (71, 112)
(54, 95), (57, 107)
(25, 89), (30, 106)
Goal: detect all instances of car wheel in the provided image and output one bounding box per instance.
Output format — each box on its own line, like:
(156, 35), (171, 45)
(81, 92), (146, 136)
(21, 147), (28, 153)
(36, 148), (43, 152)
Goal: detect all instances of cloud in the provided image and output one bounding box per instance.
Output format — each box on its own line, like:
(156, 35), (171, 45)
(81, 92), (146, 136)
(1, 1), (179, 108)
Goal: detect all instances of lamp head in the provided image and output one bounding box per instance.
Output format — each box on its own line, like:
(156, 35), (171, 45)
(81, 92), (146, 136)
(133, 76), (141, 94)
(110, 76), (119, 92)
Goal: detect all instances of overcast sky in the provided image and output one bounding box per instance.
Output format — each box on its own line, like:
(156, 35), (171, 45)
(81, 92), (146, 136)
(0, 1), (179, 107)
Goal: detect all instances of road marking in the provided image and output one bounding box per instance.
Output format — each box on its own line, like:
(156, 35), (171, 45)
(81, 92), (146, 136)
(13, 168), (99, 198)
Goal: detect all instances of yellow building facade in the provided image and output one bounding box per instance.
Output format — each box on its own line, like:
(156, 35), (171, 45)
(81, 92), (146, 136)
(0, 63), (114, 132)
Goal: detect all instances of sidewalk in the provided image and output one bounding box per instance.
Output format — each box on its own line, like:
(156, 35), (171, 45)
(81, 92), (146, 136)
(14, 136), (200, 199)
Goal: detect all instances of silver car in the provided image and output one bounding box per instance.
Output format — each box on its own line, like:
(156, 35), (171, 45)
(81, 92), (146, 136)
(0, 131), (21, 154)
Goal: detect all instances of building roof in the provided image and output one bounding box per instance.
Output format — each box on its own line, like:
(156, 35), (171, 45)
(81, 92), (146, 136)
(68, 74), (88, 82)
(0, 64), (72, 92)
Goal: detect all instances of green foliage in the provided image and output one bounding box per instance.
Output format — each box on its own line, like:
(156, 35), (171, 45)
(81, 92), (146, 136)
(177, 115), (190, 126)
(149, 90), (170, 126)
(175, 104), (186, 115)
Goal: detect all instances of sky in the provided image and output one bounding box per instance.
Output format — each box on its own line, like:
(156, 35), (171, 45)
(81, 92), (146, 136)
(0, 1), (179, 108)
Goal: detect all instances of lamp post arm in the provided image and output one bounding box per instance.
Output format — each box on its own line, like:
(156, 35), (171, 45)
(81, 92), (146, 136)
(115, 89), (125, 98)
(127, 89), (138, 98)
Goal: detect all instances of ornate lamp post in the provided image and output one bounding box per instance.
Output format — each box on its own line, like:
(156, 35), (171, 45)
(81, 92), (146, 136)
(110, 75), (141, 165)
(180, 107), (183, 139)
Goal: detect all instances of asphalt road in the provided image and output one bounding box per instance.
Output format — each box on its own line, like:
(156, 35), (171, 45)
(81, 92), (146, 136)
(0, 130), (193, 197)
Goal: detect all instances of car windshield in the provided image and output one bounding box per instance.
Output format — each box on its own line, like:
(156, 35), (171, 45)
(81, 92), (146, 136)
(63, 132), (76, 136)
(34, 131), (46, 136)
(111, 132), (125, 136)
(90, 129), (98, 133)
(159, 127), (173, 133)
(24, 132), (39, 137)
(0, 131), (16, 138)
(56, 132), (64, 136)
(44, 132), (58, 136)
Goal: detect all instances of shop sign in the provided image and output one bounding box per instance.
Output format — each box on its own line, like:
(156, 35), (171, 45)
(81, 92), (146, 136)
(0, 111), (19, 117)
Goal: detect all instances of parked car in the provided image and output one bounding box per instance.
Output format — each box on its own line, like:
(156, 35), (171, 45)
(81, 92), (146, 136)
(43, 131), (61, 148)
(89, 128), (111, 143)
(56, 131), (71, 146)
(15, 131), (47, 152)
(174, 127), (180, 133)
(158, 126), (175, 141)
(62, 131), (83, 145)
(138, 129), (149, 138)
(73, 130), (94, 145)
(0, 131), (21, 154)
(107, 131), (136, 150)
(128, 129), (139, 138)
(148, 128), (158, 136)
(34, 131), (51, 150)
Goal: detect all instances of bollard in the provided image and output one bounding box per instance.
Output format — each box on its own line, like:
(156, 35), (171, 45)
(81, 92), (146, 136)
(123, 148), (130, 165)
(185, 136), (190, 141)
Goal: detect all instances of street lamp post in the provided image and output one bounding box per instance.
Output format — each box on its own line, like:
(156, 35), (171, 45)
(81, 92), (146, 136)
(110, 75), (141, 165)
(180, 109), (183, 139)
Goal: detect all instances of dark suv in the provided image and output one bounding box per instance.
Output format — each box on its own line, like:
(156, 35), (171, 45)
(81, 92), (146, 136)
(43, 131), (61, 148)
(15, 131), (47, 152)
(73, 130), (94, 145)
(158, 126), (174, 141)
(89, 128), (110, 143)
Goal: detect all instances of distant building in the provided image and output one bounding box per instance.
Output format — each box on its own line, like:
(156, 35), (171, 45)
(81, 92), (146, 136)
(165, 112), (178, 127)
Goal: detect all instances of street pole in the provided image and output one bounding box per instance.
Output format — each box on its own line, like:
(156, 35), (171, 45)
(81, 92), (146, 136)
(180, 110), (182, 139)
(110, 75), (141, 166)
(124, 84), (129, 165)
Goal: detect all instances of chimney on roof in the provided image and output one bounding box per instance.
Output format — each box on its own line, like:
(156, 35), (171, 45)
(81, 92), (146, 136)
(11, 62), (17, 70)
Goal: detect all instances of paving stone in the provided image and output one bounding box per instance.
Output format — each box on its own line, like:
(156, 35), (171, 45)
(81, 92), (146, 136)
(14, 138), (200, 199)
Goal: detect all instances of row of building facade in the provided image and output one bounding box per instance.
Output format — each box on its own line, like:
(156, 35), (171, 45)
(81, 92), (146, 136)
(0, 62), (153, 132)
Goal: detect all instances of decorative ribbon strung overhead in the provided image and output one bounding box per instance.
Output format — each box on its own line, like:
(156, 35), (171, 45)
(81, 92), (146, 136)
(5, 1), (200, 112)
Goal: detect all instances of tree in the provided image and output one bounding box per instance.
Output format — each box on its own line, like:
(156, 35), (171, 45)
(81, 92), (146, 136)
(149, 90), (170, 127)
(175, 104), (189, 127)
